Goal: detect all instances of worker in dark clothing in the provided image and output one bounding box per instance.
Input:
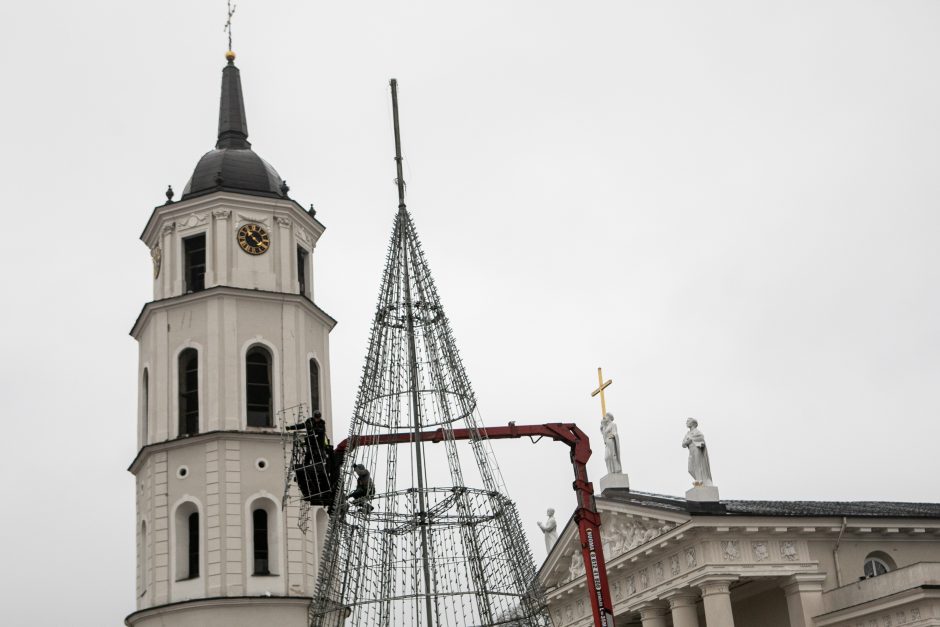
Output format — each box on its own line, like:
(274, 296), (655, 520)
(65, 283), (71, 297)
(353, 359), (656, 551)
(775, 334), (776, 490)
(347, 463), (375, 513)
(287, 410), (329, 448)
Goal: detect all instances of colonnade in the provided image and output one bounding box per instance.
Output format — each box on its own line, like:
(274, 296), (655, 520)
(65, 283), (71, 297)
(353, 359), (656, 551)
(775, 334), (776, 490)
(631, 574), (826, 627)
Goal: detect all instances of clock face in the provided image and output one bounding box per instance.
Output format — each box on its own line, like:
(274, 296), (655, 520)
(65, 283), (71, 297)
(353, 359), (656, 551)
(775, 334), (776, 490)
(237, 223), (270, 255)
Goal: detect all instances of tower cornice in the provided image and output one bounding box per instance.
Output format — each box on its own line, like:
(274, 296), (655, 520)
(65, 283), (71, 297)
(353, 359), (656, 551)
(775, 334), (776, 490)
(128, 429), (284, 474)
(124, 594), (313, 627)
(129, 285), (337, 339)
(140, 191), (324, 248)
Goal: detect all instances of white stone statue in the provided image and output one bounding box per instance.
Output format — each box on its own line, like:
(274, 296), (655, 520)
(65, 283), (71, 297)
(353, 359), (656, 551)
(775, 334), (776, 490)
(600, 412), (622, 475)
(537, 508), (559, 552)
(682, 417), (713, 486)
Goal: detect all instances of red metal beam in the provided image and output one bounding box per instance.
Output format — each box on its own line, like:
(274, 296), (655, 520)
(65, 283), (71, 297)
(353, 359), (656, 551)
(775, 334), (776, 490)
(335, 422), (616, 627)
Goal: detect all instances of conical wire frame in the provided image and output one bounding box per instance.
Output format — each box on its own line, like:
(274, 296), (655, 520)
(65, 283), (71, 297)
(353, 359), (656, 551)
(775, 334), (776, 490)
(308, 208), (551, 627)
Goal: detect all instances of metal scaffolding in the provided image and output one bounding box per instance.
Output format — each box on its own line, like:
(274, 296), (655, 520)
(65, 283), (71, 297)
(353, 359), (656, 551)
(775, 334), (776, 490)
(303, 80), (551, 627)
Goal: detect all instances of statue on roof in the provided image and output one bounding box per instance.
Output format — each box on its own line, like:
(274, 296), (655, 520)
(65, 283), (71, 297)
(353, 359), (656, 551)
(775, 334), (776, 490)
(536, 508), (559, 552)
(600, 412), (622, 475)
(682, 417), (713, 486)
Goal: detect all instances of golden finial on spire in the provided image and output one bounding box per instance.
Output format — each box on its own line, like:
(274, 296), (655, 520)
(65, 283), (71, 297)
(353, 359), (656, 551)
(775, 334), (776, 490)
(224, 0), (237, 61)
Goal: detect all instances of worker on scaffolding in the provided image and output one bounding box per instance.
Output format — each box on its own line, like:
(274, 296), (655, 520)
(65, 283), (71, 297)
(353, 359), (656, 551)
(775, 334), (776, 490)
(347, 463), (375, 513)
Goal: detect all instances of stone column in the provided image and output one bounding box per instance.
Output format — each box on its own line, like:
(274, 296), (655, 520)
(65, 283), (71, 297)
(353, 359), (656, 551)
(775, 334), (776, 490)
(699, 578), (737, 627)
(667, 592), (701, 627)
(638, 603), (669, 627)
(783, 574), (826, 627)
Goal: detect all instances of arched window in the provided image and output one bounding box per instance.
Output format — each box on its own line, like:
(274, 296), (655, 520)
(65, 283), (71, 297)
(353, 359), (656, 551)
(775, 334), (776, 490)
(248, 497), (279, 577)
(864, 552), (895, 578)
(246, 346), (273, 427)
(253, 509), (270, 575)
(174, 502), (200, 580)
(141, 368), (149, 444)
(309, 358), (320, 413)
(178, 349), (199, 436)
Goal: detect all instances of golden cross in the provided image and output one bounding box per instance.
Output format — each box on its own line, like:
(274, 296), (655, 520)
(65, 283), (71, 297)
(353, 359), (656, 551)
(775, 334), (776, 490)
(591, 367), (612, 417)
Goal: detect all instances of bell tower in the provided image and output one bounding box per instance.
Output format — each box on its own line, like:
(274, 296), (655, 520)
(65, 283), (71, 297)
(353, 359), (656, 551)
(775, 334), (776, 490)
(126, 51), (335, 627)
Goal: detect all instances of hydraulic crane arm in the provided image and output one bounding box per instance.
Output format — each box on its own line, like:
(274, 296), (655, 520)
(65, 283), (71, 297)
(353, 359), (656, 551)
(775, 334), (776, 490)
(334, 422), (616, 627)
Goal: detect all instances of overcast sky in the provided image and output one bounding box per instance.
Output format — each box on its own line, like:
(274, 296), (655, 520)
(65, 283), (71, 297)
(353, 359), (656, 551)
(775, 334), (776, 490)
(2, 1), (939, 625)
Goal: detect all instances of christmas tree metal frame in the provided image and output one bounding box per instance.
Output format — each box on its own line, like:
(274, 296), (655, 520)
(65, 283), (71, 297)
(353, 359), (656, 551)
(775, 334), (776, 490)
(305, 79), (551, 627)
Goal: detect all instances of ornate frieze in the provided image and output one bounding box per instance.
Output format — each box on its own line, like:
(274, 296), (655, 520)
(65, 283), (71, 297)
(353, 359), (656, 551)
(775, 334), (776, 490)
(670, 554), (680, 576)
(236, 213), (270, 228)
(686, 547), (697, 568)
(781, 540), (798, 561)
(566, 552), (585, 581)
(601, 515), (676, 557)
(752, 541), (769, 561)
(178, 212), (209, 231)
(721, 540), (740, 561)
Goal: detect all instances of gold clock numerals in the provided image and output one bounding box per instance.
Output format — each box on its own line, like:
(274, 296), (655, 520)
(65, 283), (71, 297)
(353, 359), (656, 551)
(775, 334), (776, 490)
(237, 223), (271, 255)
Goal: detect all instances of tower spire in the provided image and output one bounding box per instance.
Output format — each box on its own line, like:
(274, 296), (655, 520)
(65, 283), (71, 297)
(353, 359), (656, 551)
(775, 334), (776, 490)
(216, 52), (250, 150)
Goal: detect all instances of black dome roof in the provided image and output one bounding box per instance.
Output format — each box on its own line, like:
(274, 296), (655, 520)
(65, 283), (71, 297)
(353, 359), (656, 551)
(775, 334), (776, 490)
(183, 148), (283, 199)
(181, 56), (288, 201)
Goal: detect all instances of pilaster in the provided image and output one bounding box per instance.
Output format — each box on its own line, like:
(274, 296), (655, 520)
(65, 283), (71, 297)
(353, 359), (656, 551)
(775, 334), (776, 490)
(276, 216), (292, 293)
(224, 440), (243, 595)
(153, 451), (169, 605)
(212, 209), (231, 286)
(206, 441), (223, 596)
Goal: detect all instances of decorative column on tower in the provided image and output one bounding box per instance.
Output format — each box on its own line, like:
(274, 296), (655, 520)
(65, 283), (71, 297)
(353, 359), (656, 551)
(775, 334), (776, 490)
(593, 367), (630, 492)
(126, 50), (335, 627)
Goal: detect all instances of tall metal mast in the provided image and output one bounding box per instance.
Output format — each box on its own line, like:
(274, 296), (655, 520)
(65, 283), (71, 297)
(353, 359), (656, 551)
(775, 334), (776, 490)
(391, 78), (435, 627)
(392, 79), (407, 212)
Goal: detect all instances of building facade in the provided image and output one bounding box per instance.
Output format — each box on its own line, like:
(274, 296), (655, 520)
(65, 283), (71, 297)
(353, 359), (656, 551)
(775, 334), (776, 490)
(126, 53), (334, 627)
(540, 490), (940, 627)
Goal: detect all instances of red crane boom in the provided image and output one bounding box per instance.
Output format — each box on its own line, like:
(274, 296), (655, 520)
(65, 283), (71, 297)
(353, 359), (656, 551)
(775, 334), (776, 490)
(335, 422), (616, 627)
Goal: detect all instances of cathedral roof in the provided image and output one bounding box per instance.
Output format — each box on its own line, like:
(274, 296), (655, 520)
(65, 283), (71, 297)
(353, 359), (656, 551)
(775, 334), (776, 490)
(181, 54), (287, 201)
(602, 488), (940, 518)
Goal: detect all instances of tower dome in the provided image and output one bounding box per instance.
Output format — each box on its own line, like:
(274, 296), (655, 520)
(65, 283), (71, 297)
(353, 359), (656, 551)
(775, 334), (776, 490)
(181, 55), (287, 200)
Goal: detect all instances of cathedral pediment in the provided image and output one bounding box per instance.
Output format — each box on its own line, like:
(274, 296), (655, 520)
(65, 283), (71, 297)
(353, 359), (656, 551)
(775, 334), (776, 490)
(599, 513), (678, 558)
(541, 501), (689, 588)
